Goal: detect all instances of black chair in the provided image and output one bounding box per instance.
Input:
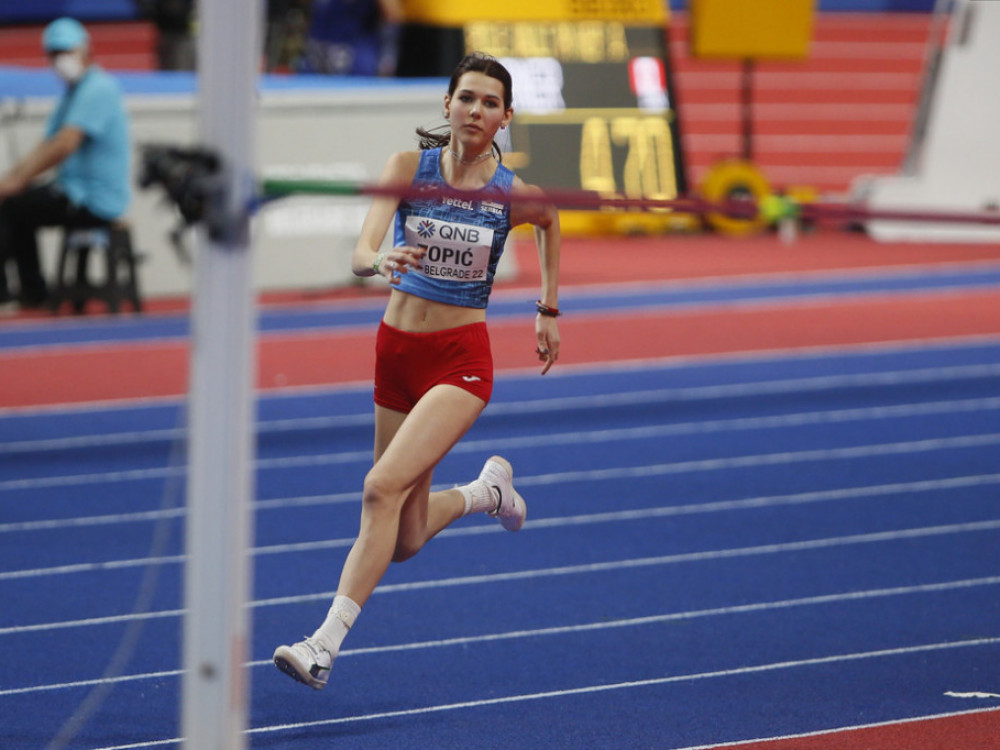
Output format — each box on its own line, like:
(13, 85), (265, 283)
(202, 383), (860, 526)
(49, 221), (142, 314)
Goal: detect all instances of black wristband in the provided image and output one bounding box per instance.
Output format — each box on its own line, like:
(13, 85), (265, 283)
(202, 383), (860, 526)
(536, 301), (561, 317)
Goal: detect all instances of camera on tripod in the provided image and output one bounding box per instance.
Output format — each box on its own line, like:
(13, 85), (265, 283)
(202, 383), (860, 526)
(138, 145), (221, 226)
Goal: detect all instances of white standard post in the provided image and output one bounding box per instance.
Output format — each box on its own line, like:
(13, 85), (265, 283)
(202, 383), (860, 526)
(181, 1), (260, 748)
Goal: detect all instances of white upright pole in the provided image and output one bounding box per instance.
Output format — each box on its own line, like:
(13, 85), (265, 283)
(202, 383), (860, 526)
(181, 0), (260, 748)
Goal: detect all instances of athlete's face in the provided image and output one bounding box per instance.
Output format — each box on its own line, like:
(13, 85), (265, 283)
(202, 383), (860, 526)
(444, 72), (513, 144)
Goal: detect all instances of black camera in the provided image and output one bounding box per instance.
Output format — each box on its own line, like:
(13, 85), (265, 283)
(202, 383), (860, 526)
(138, 145), (221, 225)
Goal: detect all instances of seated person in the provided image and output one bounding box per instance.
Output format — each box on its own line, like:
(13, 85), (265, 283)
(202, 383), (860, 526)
(0, 17), (131, 308)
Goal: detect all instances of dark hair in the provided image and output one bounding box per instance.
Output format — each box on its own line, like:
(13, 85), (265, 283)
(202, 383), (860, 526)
(416, 52), (513, 161)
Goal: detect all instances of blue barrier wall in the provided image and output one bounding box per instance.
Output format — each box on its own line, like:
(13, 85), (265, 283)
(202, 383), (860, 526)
(0, 0), (137, 23)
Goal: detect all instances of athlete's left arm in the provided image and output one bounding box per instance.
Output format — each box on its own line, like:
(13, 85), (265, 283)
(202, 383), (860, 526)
(511, 179), (561, 374)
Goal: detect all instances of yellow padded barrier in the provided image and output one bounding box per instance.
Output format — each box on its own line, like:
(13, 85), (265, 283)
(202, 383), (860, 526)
(690, 0), (814, 60)
(403, 0), (666, 26)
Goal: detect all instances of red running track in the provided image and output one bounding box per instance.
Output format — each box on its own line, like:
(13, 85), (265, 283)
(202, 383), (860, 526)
(3, 283), (998, 409)
(1, 232), (998, 410)
(723, 709), (999, 750)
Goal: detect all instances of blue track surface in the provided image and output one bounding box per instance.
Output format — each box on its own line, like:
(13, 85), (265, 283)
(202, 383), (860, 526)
(2, 326), (1000, 747)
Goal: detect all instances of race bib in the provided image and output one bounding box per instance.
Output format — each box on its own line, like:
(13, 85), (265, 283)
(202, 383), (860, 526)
(404, 216), (494, 282)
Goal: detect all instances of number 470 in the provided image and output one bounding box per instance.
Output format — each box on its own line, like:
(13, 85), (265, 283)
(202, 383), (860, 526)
(580, 116), (677, 206)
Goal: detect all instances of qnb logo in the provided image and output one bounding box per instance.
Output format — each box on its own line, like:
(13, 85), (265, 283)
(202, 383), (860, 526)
(416, 220), (436, 239)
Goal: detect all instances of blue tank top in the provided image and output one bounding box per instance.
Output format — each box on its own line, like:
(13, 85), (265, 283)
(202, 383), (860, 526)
(392, 147), (514, 309)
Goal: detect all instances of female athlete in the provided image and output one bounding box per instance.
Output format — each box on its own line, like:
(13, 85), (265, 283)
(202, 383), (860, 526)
(273, 52), (561, 689)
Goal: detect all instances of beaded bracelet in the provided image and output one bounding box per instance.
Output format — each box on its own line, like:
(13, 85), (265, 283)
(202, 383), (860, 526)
(536, 301), (561, 317)
(372, 251), (388, 275)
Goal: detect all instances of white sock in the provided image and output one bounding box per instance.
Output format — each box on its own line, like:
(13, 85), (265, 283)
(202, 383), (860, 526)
(311, 595), (361, 655)
(458, 480), (498, 516)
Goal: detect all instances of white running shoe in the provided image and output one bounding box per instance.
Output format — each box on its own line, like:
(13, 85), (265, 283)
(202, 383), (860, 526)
(481, 455), (527, 531)
(273, 637), (333, 690)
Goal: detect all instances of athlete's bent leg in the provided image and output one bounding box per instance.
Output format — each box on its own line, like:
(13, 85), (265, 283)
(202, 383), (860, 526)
(338, 384), (485, 606)
(274, 387), (495, 689)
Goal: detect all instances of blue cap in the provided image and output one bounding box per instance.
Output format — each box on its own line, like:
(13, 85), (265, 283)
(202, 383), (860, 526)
(42, 18), (89, 53)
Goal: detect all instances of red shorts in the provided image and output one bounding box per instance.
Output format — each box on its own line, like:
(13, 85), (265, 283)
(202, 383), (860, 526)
(374, 321), (494, 413)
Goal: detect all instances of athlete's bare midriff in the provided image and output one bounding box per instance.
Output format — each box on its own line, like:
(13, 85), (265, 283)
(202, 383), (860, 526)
(383, 288), (487, 333)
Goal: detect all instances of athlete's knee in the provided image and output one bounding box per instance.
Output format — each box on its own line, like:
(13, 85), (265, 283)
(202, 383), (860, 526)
(361, 470), (404, 516)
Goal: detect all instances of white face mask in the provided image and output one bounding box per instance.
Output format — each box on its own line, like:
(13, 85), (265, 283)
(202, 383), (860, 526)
(53, 52), (85, 83)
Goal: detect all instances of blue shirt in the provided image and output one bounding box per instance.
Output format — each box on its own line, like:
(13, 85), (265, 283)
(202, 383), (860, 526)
(45, 65), (131, 220)
(392, 148), (514, 309)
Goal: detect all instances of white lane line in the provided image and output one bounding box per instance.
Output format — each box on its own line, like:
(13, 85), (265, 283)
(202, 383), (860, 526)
(0, 412), (376, 454)
(360, 519), (1000, 597)
(2, 399), (1000, 493)
(510, 433), (1000, 489)
(4, 466), (999, 537)
(0, 507), (188, 533)
(249, 638), (1000, 735)
(3, 394), (999, 527)
(5, 575), (999, 698)
(0, 608), (184, 637)
(0, 467), (996, 584)
(3, 360), (1000, 455)
(4, 463), (1000, 580)
(4, 518), (1000, 634)
(486, 362), (1000, 415)
(85, 637), (1000, 749)
(945, 691), (1000, 700)
(553, 284), (1000, 328)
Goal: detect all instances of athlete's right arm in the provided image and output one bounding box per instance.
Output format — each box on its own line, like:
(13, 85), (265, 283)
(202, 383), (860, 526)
(351, 150), (423, 279)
